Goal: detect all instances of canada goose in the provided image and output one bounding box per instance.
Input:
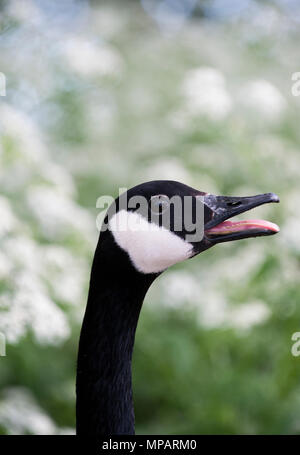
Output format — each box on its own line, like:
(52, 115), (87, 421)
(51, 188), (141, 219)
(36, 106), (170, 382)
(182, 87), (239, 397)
(76, 180), (279, 435)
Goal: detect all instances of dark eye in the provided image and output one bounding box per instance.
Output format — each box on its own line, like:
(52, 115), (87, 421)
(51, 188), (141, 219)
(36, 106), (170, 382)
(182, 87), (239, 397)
(150, 195), (170, 215)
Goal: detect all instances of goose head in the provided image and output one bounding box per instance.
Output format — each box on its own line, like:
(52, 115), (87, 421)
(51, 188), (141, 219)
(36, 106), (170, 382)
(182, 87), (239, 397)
(105, 180), (279, 275)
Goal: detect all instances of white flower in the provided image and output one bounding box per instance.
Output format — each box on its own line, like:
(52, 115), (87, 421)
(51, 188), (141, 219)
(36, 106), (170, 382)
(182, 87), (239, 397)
(155, 266), (271, 331)
(0, 271), (70, 345)
(42, 245), (87, 304)
(182, 67), (232, 120)
(0, 236), (77, 343)
(157, 270), (228, 327)
(0, 196), (18, 235)
(0, 104), (46, 163)
(197, 289), (228, 328)
(26, 186), (94, 241)
(0, 388), (57, 435)
(63, 37), (122, 77)
(28, 291), (70, 345)
(39, 162), (76, 197)
(160, 271), (200, 308)
(229, 301), (271, 330)
(3, 236), (41, 274)
(240, 79), (286, 121)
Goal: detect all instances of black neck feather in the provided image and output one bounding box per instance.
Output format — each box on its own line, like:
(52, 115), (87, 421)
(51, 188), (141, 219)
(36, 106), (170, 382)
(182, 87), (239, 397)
(76, 231), (156, 435)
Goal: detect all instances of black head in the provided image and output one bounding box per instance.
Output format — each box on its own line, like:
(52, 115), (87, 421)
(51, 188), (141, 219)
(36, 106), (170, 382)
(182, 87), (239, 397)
(101, 180), (279, 275)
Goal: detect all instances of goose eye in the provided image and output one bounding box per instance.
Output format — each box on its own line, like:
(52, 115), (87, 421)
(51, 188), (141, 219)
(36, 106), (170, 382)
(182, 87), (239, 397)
(150, 195), (170, 215)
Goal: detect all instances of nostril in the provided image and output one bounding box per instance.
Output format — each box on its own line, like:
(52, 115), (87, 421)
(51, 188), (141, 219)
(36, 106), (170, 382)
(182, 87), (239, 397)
(227, 201), (242, 207)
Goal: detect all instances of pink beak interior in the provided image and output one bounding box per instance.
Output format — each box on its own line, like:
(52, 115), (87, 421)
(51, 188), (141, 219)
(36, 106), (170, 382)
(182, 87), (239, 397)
(205, 219), (280, 235)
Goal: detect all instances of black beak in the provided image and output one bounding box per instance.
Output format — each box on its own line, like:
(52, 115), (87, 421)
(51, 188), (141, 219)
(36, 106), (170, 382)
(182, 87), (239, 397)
(203, 192), (280, 243)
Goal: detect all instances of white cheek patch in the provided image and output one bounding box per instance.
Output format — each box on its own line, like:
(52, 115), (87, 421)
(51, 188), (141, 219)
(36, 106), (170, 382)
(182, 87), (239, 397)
(109, 210), (193, 274)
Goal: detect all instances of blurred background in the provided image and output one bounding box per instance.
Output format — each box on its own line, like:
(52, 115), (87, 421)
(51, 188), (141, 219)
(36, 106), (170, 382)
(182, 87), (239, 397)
(0, 0), (300, 435)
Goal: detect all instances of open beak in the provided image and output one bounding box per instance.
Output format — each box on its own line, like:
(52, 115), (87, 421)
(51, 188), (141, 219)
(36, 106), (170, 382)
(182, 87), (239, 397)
(203, 192), (280, 243)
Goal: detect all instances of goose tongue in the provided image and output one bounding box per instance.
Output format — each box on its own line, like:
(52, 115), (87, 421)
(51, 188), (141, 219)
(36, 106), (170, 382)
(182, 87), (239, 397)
(205, 219), (280, 235)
